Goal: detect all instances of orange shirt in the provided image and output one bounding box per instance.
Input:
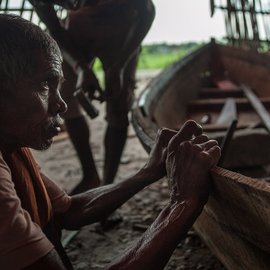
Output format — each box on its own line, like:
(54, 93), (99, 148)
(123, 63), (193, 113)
(0, 151), (71, 269)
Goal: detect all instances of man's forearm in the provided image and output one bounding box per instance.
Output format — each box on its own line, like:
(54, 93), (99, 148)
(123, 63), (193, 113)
(24, 249), (66, 270)
(106, 199), (205, 270)
(62, 168), (160, 229)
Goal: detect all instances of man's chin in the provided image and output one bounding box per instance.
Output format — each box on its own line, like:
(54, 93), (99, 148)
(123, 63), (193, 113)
(31, 139), (53, 151)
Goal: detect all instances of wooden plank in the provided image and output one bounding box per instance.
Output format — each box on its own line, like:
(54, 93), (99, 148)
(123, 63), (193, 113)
(202, 123), (248, 132)
(200, 89), (243, 99)
(242, 84), (270, 133)
(208, 128), (270, 168)
(169, 127), (270, 168)
(194, 167), (270, 270)
(188, 97), (270, 111)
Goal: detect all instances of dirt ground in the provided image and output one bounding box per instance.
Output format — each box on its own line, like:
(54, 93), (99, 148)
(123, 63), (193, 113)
(33, 71), (225, 270)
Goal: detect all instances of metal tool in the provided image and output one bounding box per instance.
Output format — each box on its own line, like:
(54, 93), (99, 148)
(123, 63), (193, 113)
(73, 88), (100, 119)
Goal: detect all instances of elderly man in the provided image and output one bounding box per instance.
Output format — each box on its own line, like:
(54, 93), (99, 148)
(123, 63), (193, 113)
(29, 0), (156, 194)
(0, 15), (220, 270)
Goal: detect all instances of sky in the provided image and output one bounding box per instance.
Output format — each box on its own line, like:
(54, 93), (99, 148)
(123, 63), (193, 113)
(143, 0), (226, 44)
(2, 0), (226, 45)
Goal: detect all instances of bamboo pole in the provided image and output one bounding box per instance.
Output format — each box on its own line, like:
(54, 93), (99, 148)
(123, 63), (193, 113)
(232, 0), (242, 43)
(4, 0), (9, 12)
(227, 0), (236, 43)
(20, 0), (26, 17)
(222, 0), (233, 40)
(210, 0), (216, 16)
(240, 0), (249, 39)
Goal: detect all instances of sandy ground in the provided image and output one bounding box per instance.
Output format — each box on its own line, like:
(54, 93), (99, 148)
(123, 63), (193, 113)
(33, 70), (225, 270)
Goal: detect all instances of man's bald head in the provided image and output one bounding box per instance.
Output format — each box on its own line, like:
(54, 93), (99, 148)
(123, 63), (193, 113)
(0, 14), (62, 98)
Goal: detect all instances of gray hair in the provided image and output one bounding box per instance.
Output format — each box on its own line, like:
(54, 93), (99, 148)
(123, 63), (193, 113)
(0, 14), (62, 97)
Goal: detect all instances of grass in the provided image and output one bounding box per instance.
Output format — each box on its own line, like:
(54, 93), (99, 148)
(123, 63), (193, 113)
(137, 47), (196, 70)
(93, 42), (202, 72)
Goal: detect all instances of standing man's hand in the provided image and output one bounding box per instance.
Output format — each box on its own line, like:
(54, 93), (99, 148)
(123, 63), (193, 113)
(76, 65), (104, 101)
(143, 120), (203, 182)
(166, 131), (221, 204)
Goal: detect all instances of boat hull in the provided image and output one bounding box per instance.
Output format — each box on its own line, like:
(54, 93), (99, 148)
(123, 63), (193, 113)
(132, 42), (270, 269)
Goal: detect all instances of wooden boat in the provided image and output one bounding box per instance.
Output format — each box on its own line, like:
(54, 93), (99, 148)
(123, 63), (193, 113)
(132, 41), (270, 269)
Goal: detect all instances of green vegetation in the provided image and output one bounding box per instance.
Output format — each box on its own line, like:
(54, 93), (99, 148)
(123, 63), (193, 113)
(137, 42), (203, 70)
(93, 42), (203, 72)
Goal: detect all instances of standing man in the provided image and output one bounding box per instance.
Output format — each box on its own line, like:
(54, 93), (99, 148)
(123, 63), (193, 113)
(30, 0), (156, 194)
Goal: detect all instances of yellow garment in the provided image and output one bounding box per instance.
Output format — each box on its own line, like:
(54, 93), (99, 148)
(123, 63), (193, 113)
(3, 147), (52, 228)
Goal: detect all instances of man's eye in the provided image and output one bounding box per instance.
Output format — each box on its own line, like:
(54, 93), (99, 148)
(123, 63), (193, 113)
(41, 81), (50, 90)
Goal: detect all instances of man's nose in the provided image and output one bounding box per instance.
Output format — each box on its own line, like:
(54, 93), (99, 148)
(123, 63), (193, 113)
(58, 95), (68, 115)
(50, 92), (68, 115)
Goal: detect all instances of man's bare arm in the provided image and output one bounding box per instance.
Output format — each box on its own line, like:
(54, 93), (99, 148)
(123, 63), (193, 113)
(23, 249), (66, 270)
(105, 128), (221, 270)
(59, 121), (204, 230)
(61, 168), (161, 229)
(107, 199), (204, 270)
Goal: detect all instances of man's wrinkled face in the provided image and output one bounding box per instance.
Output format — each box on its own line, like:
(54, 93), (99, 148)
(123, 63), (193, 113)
(0, 50), (67, 151)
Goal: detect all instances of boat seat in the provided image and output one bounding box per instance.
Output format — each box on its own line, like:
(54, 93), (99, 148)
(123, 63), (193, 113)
(199, 88), (243, 99)
(188, 97), (270, 111)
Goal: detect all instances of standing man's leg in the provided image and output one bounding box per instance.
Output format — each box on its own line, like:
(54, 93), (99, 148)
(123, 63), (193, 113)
(62, 62), (100, 194)
(103, 51), (139, 185)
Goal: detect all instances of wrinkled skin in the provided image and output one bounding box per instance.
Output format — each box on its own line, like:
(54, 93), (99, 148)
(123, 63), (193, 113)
(144, 120), (203, 181)
(0, 51), (67, 152)
(166, 128), (221, 203)
(105, 121), (221, 270)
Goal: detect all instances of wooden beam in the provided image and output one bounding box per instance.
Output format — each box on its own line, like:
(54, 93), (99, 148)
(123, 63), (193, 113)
(202, 123), (251, 132)
(188, 97), (270, 111)
(200, 88), (243, 99)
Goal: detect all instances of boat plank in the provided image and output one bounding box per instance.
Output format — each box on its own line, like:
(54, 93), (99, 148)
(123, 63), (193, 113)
(194, 167), (270, 270)
(218, 46), (270, 97)
(188, 97), (270, 111)
(200, 88), (243, 99)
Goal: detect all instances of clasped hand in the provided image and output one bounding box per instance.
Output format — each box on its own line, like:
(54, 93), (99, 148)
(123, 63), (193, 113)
(145, 120), (221, 202)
